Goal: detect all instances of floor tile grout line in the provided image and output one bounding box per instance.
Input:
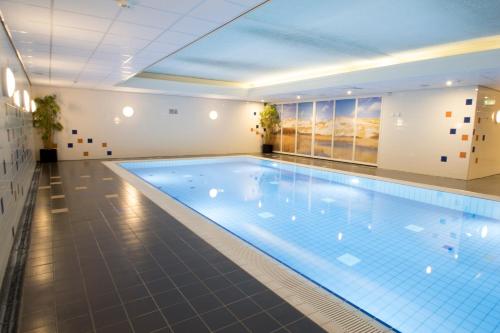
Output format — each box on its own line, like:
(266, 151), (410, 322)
(149, 221), (285, 332)
(96, 208), (173, 333)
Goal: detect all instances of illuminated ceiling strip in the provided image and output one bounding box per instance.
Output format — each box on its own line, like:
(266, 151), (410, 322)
(247, 35), (500, 88)
(137, 72), (250, 88)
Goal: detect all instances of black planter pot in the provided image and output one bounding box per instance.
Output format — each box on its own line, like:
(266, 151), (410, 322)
(40, 149), (58, 163)
(261, 144), (273, 154)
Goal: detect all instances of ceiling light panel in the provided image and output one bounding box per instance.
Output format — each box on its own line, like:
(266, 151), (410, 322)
(53, 0), (120, 18)
(116, 6), (180, 28)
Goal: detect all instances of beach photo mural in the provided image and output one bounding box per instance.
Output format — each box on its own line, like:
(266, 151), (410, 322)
(354, 97), (382, 163)
(314, 100), (334, 157)
(281, 103), (297, 153)
(333, 98), (356, 160)
(271, 104), (282, 151)
(296, 102), (313, 155)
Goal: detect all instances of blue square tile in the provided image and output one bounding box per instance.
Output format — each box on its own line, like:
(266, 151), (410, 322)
(67, 143), (73, 148)
(465, 98), (473, 105)
(72, 129), (77, 134)
(87, 138), (93, 143)
(449, 128), (456, 134)
(441, 156), (448, 162)
(107, 151), (112, 156)
(464, 117), (471, 123)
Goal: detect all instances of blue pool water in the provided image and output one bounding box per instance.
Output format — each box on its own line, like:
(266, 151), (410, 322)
(121, 157), (500, 333)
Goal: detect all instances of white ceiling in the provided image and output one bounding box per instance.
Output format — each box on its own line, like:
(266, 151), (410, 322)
(0, 0), (266, 88)
(1, 0), (500, 102)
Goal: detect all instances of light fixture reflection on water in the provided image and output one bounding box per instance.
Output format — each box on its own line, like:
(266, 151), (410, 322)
(351, 178), (360, 185)
(480, 225), (488, 239)
(258, 200), (262, 208)
(426, 266), (432, 274)
(291, 215), (296, 221)
(209, 188), (218, 198)
(337, 232), (343, 241)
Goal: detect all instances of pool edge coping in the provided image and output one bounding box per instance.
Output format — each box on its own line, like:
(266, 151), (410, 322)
(103, 156), (407, 333)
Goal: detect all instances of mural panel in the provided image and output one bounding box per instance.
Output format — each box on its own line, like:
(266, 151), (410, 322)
(271, 104), (281, 151)
(281, 103), (297, 153)
(314, 100), (334, 157)
(296, 102), (313, 155)
(333, 99), (356, 160)
(354, 97), (382, 163)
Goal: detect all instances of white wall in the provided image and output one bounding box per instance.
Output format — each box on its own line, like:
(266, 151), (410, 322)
(32, 86), (263, 160)
(0, 26), (35, 283)
(378, 86), (478, 179)
(468, 86), (500, 179)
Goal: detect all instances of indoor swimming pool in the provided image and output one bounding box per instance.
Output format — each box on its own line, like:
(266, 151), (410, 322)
(120, 156), (500, 333)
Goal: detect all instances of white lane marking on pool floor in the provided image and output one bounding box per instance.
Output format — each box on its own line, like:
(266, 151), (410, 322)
(269, 181), (279, 185)
(321, 198), (335, 203)
(405, 224), (424, 232)
(337, 253), (361, 267)
(258, 212), (274, 219)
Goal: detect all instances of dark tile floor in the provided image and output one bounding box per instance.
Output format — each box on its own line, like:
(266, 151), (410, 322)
(17, 160), (326, 333)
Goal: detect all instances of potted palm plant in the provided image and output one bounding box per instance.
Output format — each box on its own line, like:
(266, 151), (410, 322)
(259, 104), (280, 153)
(33, 95), (63, 162)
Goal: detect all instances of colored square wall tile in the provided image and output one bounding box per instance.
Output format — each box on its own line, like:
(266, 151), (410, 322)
(445, 111), (452, 118)
(464, 117), (471, 123)
(107, 151), (112, 156)
(461, 135), (468, 141)
(440, 156), (447, 162)
(87, 138), (93, 143)
(72, 129), (77, 134)
(77, 138), (83, 143)
(102, 142), (107, 148)
(465, 98), (473, 105)
(67, 143), (73, 148)
(83, 152), (89, 157)
(459, 152), (466, 158)
(449, 128), (456, 134)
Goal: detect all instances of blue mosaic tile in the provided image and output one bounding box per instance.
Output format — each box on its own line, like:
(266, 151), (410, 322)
(87, 138), (93, 143)
(440, 156), (448, 162)
(67, 143), (73, 148)
(72, 129), (77, 134)
(449, 128), (456, 135)
(464, 117), (471, 123)
(107, 151), (112, 156)
(465, 98), (473, 105)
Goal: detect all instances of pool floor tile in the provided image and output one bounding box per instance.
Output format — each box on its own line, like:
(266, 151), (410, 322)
(405, 224), (424, 232)
(336, 253), (361, 267)
(258, 212), (274, 219)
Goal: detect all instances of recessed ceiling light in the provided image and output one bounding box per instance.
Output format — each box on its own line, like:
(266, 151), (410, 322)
(209, 110), (218, 120)
(2, 67), (16, 97)
(347, 90), (352, 95)
(13, 90), (21, 107)
(122, 106), (134, 117)
(31, 100), (36, 112)
(296, 95), (301, 100)
(23, 90), (30, 111)
(446, 80), (453, 86)
(260, 99), (264, 103)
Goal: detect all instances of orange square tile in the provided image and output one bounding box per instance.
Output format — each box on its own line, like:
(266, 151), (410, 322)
(475, 157), (479, 164)
(77, 138), (83, 144)
(250, 128), (254, 132)
(459, 152), (466, 158)
(478, 117), (481, 124)
(445, 111), (452, 118)
(102, 142), (107, 148)
(461, 134), (468, 141)
(83, 152), (88, 157)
